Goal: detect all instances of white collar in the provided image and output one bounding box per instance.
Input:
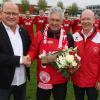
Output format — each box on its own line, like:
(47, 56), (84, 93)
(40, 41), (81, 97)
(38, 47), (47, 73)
(81, 27), (93, 38)
(2, 21), (19, 31)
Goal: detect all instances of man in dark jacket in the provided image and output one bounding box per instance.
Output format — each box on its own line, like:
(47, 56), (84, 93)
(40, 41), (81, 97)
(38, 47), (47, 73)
(0, 1), (31, 100)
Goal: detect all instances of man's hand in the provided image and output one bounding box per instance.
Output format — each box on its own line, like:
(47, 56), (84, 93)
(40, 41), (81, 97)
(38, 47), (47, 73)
(95, 82), (100, 90)
(41, 55), (57, 64)
(22, 55), (32, 67)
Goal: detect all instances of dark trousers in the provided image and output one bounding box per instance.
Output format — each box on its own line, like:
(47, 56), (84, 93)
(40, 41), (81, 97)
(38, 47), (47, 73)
(36, 83), (67, 100)
(0, 83), (26, 100)
(73, 85), (98, 100)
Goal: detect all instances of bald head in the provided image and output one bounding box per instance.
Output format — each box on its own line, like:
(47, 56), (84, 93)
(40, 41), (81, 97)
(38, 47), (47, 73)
(1, 1), (19, 29)
(2, 1), (19, 13)
(81, 9), (95, 34)
(81, 9), (95, 20)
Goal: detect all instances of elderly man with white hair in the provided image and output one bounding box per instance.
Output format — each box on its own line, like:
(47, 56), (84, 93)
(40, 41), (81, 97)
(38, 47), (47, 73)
(0, 1), (31, 100)
(27, 6), (74, 100)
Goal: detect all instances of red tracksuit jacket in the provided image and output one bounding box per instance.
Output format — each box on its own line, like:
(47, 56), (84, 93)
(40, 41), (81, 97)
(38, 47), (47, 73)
(72, 28), (100, 87)
(28, 29), (69, 85)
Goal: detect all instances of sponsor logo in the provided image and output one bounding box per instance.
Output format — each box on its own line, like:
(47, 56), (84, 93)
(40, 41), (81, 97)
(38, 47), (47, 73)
(39, 71), (50, 83)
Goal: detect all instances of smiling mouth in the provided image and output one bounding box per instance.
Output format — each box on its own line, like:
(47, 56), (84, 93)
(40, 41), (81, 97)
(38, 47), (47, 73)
(8, 20), (15, 22)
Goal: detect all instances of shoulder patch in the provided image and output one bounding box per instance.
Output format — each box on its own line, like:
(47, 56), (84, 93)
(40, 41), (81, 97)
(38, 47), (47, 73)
(92, 32), (100, 43)
(73, 32), (83, 42)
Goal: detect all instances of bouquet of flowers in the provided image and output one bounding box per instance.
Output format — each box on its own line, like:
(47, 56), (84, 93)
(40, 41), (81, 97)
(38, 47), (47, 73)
(41, 47), (81, 77)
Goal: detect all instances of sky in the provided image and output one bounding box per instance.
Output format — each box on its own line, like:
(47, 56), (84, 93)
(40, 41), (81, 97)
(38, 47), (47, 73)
(0, 0), (100, 8)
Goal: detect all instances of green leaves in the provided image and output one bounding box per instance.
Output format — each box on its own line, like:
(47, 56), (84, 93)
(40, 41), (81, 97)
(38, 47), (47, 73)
(21, 0), (30, 13)
(38, 0), (47, 11)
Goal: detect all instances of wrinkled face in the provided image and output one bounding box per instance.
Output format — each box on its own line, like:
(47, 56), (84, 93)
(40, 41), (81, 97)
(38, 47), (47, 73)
(48, 12), (63, 31)
(2, 4), (19, 27)
(39, 10), (44, 17)
(81, 11), (95, 32)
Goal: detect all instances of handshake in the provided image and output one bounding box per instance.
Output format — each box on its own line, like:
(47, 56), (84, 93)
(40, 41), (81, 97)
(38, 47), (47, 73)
(21, 55), (32, 67)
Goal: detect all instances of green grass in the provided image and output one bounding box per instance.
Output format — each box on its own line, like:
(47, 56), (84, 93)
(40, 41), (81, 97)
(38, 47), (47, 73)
(27, 60), (37, 100)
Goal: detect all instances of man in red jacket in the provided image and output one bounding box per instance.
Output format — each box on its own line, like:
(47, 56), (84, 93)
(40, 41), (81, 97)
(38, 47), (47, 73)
(19, 10), (34, 41)
(72, 9), (100, 100)
(62, 11), (72, 33)
(33, 9), (48, 32)
(27, 7), (70, 100)
(72, 17), (82, 33)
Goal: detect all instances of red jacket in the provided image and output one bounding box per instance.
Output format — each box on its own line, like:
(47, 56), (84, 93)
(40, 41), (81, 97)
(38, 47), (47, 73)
(72, 28), (100, 87)
(72, 18), (82, 33)
(21, 17), (34, 41)
(28, 29), (68, 85)
(33, 16), (48, 32)
(62, 19), (72, 33)
(18, 16), (23, 26)
(18, 17), (34, 41)
(94, 19), (100, 30)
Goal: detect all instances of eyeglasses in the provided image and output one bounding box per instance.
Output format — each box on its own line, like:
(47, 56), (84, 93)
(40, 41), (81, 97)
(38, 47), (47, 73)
(3, 11), (19, 16)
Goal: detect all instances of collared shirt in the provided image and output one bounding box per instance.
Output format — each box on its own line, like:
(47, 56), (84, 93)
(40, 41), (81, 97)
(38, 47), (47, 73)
(2, 22), (26, 86)
(81, 28), (93, 41)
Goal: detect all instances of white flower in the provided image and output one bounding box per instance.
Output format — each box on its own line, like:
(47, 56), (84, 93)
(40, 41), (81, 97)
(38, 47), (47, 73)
(47, 47), (81, 76)
(56, 56), (66, 68)
(72, 61), (77, 67)
(65, 55), (74, 63)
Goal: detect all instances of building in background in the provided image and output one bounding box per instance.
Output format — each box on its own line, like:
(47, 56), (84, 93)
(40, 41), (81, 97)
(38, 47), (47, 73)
(0, 0), (51, 14)
(86, 5), (100, 16)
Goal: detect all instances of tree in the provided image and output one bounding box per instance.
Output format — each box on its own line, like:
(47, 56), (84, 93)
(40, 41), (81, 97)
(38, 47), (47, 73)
(21, 0), (30, 13)
(38, 0), (47, 11)
(57, 1), (64, 10)
(3, 0), (11, 2)
(68, 3), (78, 16)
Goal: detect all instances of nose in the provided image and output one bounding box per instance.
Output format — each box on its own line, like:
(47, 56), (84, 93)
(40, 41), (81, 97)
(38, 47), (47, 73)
(9, 14), (14, 18)
(52, 20), (56, 25)
(52, 20), (59, 25)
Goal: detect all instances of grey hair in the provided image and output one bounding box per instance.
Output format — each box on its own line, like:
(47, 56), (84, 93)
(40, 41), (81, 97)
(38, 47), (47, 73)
(48, 6), (64, 19)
